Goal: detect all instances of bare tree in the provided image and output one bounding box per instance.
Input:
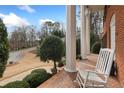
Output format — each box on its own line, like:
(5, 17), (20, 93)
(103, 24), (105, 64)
(9, 25), (38, 51)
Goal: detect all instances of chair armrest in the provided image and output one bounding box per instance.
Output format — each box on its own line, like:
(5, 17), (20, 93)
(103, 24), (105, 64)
(86, 70), (99, 74)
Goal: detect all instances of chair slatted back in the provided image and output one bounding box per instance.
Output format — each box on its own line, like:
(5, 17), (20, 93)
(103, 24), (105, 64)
(95, 48), (114, 76)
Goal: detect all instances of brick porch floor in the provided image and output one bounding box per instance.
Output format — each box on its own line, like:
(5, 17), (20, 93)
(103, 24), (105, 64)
(38, 54), (122, 88)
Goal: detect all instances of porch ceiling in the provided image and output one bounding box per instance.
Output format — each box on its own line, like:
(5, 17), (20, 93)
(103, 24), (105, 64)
(88, 5), (105, 11)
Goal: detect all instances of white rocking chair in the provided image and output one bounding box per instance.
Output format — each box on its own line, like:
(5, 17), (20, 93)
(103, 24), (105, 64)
(75, 48), (115, 88)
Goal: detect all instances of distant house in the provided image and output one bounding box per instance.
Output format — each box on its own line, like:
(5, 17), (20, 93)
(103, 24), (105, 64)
(103, 6), (124, 86)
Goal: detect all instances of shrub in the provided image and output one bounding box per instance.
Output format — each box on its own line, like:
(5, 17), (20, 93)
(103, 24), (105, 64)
(39, 35), (64, 74)
(0, 18), (9, 77)
(63, 44), (66, 57)
(0, 63), (6, 77)
(31, 69), (47, 74)
(76, 38), (81, 56)
(3, 81), (30, 88)
(51, 30), (65, 38)
(90, 31), (99, 51)
(8, 61), (14, 64)
(51, 68), (57, 74)
(91, 42), (101, 54)
(76, 55), (82, 60)
(46, 73), (53, 79)
(57, 62), (64, 67)
(23, 72), (48, 88)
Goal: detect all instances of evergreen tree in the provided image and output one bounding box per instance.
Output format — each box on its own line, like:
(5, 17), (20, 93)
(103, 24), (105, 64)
(0, 18), (9, 77)
(39, 35), (64, 74)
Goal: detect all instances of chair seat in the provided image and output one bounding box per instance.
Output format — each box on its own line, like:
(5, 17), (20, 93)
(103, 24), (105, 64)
(78, 70), (105, 83)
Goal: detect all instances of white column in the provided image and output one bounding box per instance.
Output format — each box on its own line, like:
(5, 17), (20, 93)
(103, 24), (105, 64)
(65, 5), (76, 72)
(80, 5), (87, 59)
(86, 9), (91, 55)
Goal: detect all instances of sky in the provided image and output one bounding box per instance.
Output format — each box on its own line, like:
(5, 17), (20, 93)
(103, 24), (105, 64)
(0, 5), (66, 33)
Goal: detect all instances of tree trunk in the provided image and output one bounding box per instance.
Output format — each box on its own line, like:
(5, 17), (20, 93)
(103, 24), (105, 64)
(0, 73), (2, 78)
(54, 61), (57, 70)
(52, 61), (57, 74)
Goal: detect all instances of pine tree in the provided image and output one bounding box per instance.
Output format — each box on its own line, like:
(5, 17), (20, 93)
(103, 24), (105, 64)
(0, 18), (9, 77)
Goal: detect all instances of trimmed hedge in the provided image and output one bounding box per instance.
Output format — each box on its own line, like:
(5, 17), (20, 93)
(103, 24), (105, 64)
(40, 35), (64, 62)
(31, 69), (47, 74)
(39, 35), (64, 74)
(1, 69), (52, 88)
(23, 73), (47, 88)
(46, 73), (53, 79)
(23, 69), (52, 88)
(3, 81), (30, 88)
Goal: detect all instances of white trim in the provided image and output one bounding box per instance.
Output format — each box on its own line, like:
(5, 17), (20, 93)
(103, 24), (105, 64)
(64, 67), (77, 72)
(80, 5), (87, 59)
(86, 8), (91, 55)
(110, 14), (116, 60)
(65, 5), (76, 72)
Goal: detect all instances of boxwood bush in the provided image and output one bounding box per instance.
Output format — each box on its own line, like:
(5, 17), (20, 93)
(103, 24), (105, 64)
(31, 69), (52, 78)
(3, 81), (30, 88)
(23, 69), (52, 88)
(23, 72), (48, 88)
(31, 69), (47, 74)
(1, 69), (52, 88)
(46, 73), (53, 79)
(31, 68), (52, 79)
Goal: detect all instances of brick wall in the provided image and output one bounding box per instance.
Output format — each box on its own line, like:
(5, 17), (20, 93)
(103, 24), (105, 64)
(103, 6), (124, 86)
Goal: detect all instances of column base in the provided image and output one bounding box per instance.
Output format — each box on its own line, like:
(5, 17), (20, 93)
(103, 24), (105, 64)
(81, 54), (87, 60)
(81, 57), (87, 60)
(64, 68), (77, 80)
(86, 52), (91, 55)
(64, 67), (77, 73)
(81, 56), (88, 60)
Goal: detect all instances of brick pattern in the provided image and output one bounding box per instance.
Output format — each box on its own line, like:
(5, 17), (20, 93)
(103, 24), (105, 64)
(38, 54), (121, 88)
(38, 69), (75, 88)
(103, 6), (124, 86)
